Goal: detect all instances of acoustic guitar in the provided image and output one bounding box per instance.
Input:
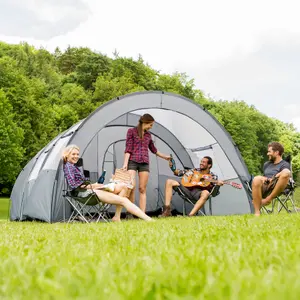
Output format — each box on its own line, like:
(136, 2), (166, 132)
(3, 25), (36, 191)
(181, 170), (242, 189)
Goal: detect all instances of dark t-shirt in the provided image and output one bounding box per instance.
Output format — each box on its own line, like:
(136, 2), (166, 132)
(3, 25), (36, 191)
(263, 160), (290, 178)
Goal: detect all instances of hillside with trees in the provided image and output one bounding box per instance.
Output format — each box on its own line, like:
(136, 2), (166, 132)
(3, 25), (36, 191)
(0, 41), (299, 194)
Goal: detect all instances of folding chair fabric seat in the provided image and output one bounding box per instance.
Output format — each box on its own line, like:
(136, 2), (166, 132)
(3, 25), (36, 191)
(173, 185), (220, 216)
(63, 181), (111, 223)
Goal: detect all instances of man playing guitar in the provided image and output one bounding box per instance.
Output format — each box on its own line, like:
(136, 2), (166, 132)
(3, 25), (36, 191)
(159, 156), (224, 217)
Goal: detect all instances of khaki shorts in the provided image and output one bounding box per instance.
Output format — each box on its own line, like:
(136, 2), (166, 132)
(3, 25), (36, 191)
(262, 177), (278, 198)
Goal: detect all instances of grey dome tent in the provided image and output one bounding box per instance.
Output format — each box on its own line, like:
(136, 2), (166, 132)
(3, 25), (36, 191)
(10, 91), (253, 222)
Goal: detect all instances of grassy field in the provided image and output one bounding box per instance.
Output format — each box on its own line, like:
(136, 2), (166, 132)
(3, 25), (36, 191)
(0, 195), (299, 299)
(0, 198), (9, 220)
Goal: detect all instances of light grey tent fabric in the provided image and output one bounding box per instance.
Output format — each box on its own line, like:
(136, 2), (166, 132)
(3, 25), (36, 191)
(11, 91), (253, 222)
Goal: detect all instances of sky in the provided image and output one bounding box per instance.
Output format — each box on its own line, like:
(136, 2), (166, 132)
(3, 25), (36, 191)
(1, 0), (300, 131)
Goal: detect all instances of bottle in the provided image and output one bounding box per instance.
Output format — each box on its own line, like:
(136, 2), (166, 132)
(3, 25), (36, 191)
(170, 154), (176, 172)
(98, 170), (106, 184)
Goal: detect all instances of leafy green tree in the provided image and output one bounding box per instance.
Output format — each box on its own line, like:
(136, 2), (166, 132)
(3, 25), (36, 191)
(93, 75), (144, 106)
(0, 90), (24, 193)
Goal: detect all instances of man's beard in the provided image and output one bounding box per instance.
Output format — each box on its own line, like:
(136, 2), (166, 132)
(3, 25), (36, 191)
(269, 156), (275, 162)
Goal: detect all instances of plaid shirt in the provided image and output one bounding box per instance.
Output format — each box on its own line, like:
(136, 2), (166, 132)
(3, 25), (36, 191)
(63, 161), (86, 190)
(125, 127), (157, 164)
(176, 168), (218, 192)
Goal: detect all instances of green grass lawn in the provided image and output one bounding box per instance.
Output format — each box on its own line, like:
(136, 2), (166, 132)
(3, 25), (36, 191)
(1, 192), (299, 299)
(0, 214), (300, 299)
(0, 198), (10, 220)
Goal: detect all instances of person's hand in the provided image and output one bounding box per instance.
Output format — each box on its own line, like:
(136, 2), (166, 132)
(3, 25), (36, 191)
(217, 180), (224, 186)
(165, 155), (171, 161)
(121, 164), (128, 171)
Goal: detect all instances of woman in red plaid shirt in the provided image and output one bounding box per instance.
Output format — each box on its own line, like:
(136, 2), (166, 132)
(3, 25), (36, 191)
(122, 114), (170, 214)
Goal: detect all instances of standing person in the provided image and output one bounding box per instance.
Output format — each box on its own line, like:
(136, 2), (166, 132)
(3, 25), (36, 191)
(252, 142), (291, 216)
(62, 145), (152, 222)
(120, 114), (170, 217)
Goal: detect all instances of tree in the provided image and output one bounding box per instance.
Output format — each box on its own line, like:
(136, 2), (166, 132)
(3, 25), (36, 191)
(0, 90), (24, 194)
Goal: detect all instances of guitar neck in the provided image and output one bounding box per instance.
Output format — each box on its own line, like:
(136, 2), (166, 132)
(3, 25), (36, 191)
(205, 179), (242, 189)
(205, 179), (236, 186)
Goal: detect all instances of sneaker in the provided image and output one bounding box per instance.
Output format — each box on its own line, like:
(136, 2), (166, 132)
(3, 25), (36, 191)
(159, 205), (172, 217)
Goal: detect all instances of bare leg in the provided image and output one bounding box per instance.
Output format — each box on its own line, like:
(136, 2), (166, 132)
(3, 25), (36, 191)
(112, 183), (128, 222)
(159, 179), (180, 217)
(128, 169), (137, 204)
(262, 169), (290, 206)
(165, 179), (180, 206)
(189, 190), (210, 216)
(138, 171), (149, 212)
(94, 190), (152, 221)
(252, 176), (265, 216)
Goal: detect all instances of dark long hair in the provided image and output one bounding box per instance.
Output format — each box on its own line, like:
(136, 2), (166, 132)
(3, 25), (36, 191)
(137, 114), (155, 138)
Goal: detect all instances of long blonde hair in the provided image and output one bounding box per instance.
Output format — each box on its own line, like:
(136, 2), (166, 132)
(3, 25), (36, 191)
(62, 144), (79, 164)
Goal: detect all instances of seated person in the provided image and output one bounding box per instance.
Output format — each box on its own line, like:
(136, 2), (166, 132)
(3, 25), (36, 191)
(252, 142), (291, 216)
(159, 156), (223, 217)
(62, 144), (152, 222)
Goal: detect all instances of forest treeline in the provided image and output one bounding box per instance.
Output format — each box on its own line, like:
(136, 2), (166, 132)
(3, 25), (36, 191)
(0, 41), (299, 194)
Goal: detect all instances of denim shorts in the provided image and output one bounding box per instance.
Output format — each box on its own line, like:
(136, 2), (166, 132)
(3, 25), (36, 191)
(128, 160), (150, 172)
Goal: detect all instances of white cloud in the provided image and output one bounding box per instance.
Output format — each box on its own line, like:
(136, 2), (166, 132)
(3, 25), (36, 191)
(0, 0), (90, 39)
(291, 117), (300, 130)
(1, 0), (300, 131)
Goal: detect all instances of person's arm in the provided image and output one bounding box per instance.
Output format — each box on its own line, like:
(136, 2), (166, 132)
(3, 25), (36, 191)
(174, 169), (185, 177)
(156, 151), (170, 161)
(149, 137), (170, 161)
(122, 153), (131, 170)
(211, 173), (224, 186)
(122, 129), (134, 170)
(65, 163), (84, 190)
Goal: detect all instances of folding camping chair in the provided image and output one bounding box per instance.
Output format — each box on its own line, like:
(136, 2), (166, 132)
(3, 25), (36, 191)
(63, 158), (111, 223)
(173, 185), (221, 216)
(260, 178), (298, 214)
(245, 155), (298, 215)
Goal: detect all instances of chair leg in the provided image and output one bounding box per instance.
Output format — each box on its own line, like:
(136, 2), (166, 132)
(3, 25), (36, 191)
(66, 198), (90, 223)
(277, 192), (298, 214)
(277, 197), (290, 213)
(289, 195), (298, 214)
(208, 196), (212, 215)
(182, 199), (187, 216)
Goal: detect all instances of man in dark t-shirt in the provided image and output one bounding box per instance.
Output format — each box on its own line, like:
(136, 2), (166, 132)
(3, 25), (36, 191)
(252, 142), (291, 216)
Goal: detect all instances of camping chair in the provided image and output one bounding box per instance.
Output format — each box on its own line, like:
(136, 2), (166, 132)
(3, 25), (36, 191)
(245, 155), (298, 214)
(63, 159), (111, 223)
(173, 185), (221, 216)
(260, 178), (297, 214)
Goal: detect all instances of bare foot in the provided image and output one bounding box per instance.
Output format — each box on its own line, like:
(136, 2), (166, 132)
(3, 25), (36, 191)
(254, 212), (260, 217)
(111, 217), (121, 222)
(261, 196), (272, 206)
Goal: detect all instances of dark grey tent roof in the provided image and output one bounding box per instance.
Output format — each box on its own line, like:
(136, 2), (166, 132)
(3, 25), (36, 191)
(11, 91), (253, 222)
